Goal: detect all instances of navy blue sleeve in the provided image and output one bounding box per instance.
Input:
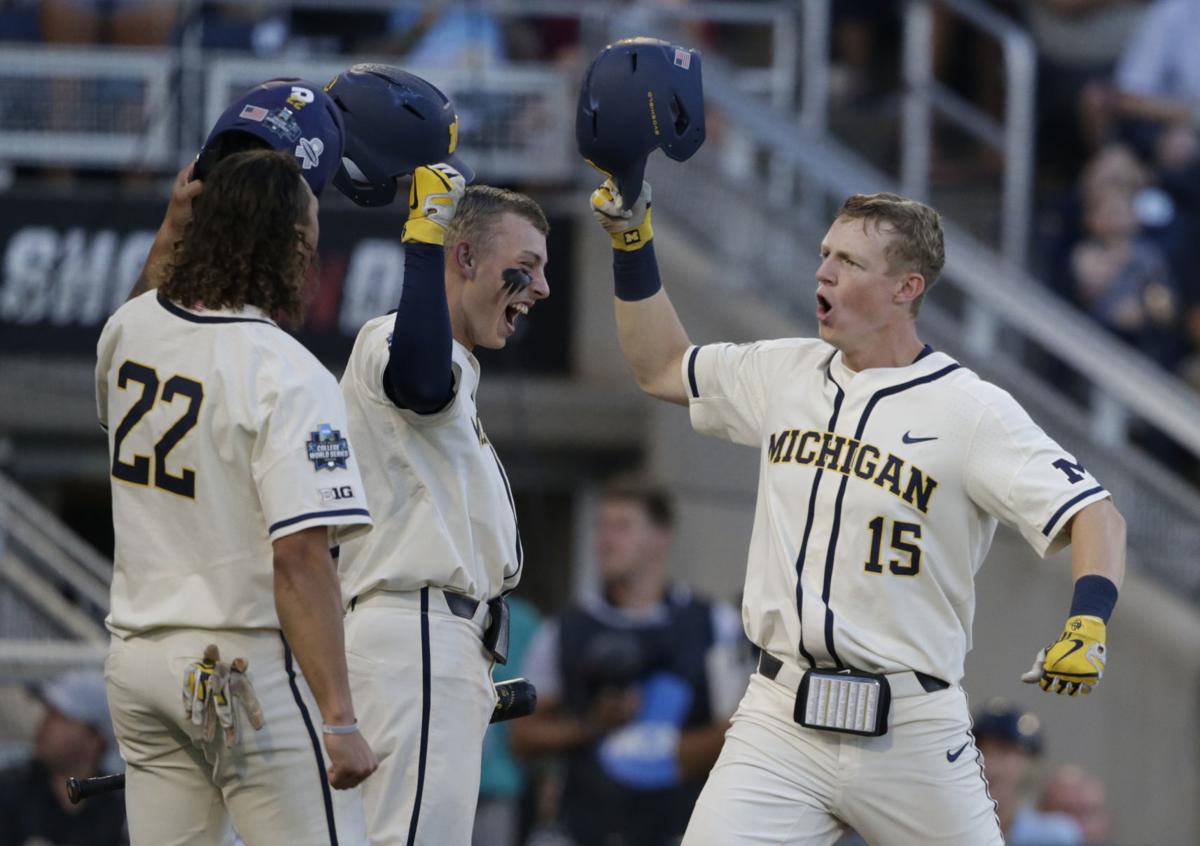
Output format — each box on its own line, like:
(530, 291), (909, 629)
(382, 243), (455, 414)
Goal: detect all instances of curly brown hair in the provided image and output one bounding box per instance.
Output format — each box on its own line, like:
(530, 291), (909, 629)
(160, 149), (314, 323)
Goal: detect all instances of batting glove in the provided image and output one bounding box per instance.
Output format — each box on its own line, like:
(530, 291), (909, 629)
(1022, 615), (1107, 696)
(182, 647), (228, 744)
(591, 178), (653, 251)
(402, 163), (466, 246)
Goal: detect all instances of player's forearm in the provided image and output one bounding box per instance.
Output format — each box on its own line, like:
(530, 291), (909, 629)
(273, 528), (356, 725)
(677, 720), (728, 781)
(126, 225), (177, 301)
(612, 245), (691, 405)
(383, 243), (454, 412)
(1067, 498), (1126, 590)
(129, 163), (203, 301)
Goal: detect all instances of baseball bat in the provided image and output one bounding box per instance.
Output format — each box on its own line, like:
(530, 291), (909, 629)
(67, 772), (124, 804)
(69, 679), (537, 803)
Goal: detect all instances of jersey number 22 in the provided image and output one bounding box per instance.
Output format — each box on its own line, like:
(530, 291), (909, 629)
(111, 360), (204, 499)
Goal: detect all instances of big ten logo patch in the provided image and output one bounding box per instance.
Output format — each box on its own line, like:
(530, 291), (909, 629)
(471, 416), (489, 447)
(287, 86), (315, 110)
(320, 485), (355, 503)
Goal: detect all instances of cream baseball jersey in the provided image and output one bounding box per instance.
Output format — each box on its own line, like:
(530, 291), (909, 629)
(336, 314), (522, 603)
(96, 292), (372, 637)
(684, 339), (1110, 684)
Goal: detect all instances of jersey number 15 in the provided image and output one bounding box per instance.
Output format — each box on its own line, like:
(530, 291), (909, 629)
(864, 517), (921, 577)
(111, 361), (204, 499)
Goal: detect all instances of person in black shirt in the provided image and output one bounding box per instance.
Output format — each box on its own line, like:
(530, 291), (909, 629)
(0, 670), (125, 846)
(512, 480), (752, 846)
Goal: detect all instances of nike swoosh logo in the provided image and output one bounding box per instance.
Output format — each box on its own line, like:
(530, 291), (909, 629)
(902, 431), (938, 444)
(947, 742), (970, 763)
(1056, 639), (1086, 663)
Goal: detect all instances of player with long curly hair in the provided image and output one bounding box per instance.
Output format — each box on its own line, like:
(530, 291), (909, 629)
(160, 149), (317, 324)
(96, 147), (377, 845)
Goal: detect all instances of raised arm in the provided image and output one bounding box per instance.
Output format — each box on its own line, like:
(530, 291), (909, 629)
(382, 164), (465, 413)
(127, 163), (203, 301)
(592, 179), (692, 406)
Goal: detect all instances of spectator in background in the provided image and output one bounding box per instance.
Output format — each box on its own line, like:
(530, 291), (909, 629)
(0, 0), (40, 41)
(828, 1), (899, 104)
(40, 0), (180, 45)
(370, 2), (508, 70)
(1070, 178), (1180, 363)
(1026, 0), (1148, 184)
(1039, 764), (1113, 844)
(0, 670), (126, 846)
(1112, 0), (1200, 168)
(511, 480), (751, 846)
(474, 594), (543, 846)
(973, 699), (1082, 845)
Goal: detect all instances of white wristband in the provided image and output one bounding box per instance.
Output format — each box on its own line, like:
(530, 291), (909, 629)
(321, 720), (358, 735)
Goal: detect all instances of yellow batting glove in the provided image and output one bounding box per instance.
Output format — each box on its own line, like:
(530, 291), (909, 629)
(402, 163), (466, 246)
(1021, 615), (1107, 696)
(590, 178), (653, 251)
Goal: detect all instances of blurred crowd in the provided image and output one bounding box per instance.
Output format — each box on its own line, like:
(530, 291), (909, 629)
(1032, 0), (1200, 400)
(5, 1), (1199, 399)
(829, 0), (1200, 410)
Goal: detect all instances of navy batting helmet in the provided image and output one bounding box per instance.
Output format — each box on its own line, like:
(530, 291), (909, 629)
(972, 699), (1043, 756)
(576, 37), (706, 207)
(195, 78), (345, 196)
(326, 64), (474, 207)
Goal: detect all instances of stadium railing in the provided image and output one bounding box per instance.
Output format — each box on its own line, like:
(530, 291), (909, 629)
(635, 10), (1200, 597)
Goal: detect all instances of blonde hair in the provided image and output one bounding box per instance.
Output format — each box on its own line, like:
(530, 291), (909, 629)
(837, 193), (945, 314)
(444, 185), (548, 256)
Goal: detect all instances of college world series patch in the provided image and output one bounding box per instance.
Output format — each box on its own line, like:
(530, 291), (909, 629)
(307, 424), (350, 471)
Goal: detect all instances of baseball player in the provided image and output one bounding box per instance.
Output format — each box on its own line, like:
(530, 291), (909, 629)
(592, 183), (1124, 844)
(97, 149), (377, 845)
(576, 40), (1125, 846)
(326, 66), (550, 845)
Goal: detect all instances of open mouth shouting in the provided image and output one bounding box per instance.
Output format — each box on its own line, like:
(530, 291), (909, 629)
(503, 300), (532, 335)
(816, 290), (833, 322)
(501, 267), (535, 337)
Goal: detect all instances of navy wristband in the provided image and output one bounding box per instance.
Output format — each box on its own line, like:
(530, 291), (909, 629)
(612, 241), (663, 302)
(1068, 574), (1118, 622)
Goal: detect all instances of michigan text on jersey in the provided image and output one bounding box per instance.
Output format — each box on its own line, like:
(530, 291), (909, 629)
(766, 429), (938, 514)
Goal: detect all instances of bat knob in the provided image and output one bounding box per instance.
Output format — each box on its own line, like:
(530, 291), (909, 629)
(67, 777), (82, 804)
